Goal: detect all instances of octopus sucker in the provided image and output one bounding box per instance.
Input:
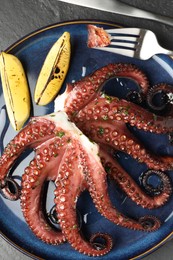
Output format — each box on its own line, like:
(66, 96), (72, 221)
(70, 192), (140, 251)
(0, 63), (173, 257)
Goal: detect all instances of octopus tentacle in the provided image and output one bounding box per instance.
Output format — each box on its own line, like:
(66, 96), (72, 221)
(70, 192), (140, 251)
(0, 117), (56, 188)
(76, 118), (171, 171)
(55, 63), (149, 117)
(99, 149), (172, 209)
(55, 142), (113, 256)
(20, 136), (70, 244)
(79, 145), (161, 231)
(74, 95), (173, 134)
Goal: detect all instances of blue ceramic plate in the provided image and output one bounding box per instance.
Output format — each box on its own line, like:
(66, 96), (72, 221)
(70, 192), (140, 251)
(0, 20), (173, 260)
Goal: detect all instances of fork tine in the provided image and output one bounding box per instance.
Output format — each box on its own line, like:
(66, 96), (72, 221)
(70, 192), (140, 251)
(105, 28), (139, 50)
(110, 35), (138, 42)
(99, 28), (140, 58)
(94, 47), (135, 58)
(110, 41), (137, 49)
(106, 28), (141, 36)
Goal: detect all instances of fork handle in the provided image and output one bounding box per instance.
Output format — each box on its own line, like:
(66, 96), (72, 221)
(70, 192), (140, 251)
(157, 47), (173, 57)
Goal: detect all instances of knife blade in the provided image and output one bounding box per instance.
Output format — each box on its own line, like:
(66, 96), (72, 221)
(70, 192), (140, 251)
(58, 0), (173, 27)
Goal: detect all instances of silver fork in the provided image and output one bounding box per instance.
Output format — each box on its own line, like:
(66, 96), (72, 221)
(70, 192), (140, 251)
(95, 28), (173, 60)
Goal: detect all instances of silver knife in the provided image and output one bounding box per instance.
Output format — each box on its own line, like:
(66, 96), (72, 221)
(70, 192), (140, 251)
(58, 0), (173, 26)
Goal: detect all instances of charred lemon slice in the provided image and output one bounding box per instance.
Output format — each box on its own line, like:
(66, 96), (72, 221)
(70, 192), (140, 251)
(0, 52), (30, 131)
(34, 31), (71, 105)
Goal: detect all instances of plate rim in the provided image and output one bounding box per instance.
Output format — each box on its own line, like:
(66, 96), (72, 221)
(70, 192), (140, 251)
(0, 19), (173, 260)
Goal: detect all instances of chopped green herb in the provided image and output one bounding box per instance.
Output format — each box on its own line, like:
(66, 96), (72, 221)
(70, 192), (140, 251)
(72, 224), (78, 229)
(105, 95), (114, 103)
(153, 114), (157, 121)
(56, 131), (65, 138)
(118, 106), (130, 115)
(98, 126), (104, 135)
(105, 166), (111, 174)
(89, 138), (95, 143)
(102, 115), (108, 120)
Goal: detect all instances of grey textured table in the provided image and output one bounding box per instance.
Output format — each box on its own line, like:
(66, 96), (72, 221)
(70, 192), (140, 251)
(0, 1), (173, 259)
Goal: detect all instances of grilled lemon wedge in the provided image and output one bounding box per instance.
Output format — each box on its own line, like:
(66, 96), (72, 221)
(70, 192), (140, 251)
(0, 52), (30, 131)
(34, 31), (71, 105)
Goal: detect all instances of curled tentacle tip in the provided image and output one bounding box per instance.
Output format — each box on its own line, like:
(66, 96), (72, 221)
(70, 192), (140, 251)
(47, 205), (61, 226)
(89, 232), (113, 252)
(146, 83), (173, 115)
(126, 90), (143, 104)
(140, 169), (171, 196)
(47, 205), (83, 231)
(139, 215), (161, 231)
(0, 177), (21, 201)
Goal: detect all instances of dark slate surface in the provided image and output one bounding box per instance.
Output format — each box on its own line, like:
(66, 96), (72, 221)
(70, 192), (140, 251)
(0, 1), (173, 260)
(120, 0), (173, 18)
